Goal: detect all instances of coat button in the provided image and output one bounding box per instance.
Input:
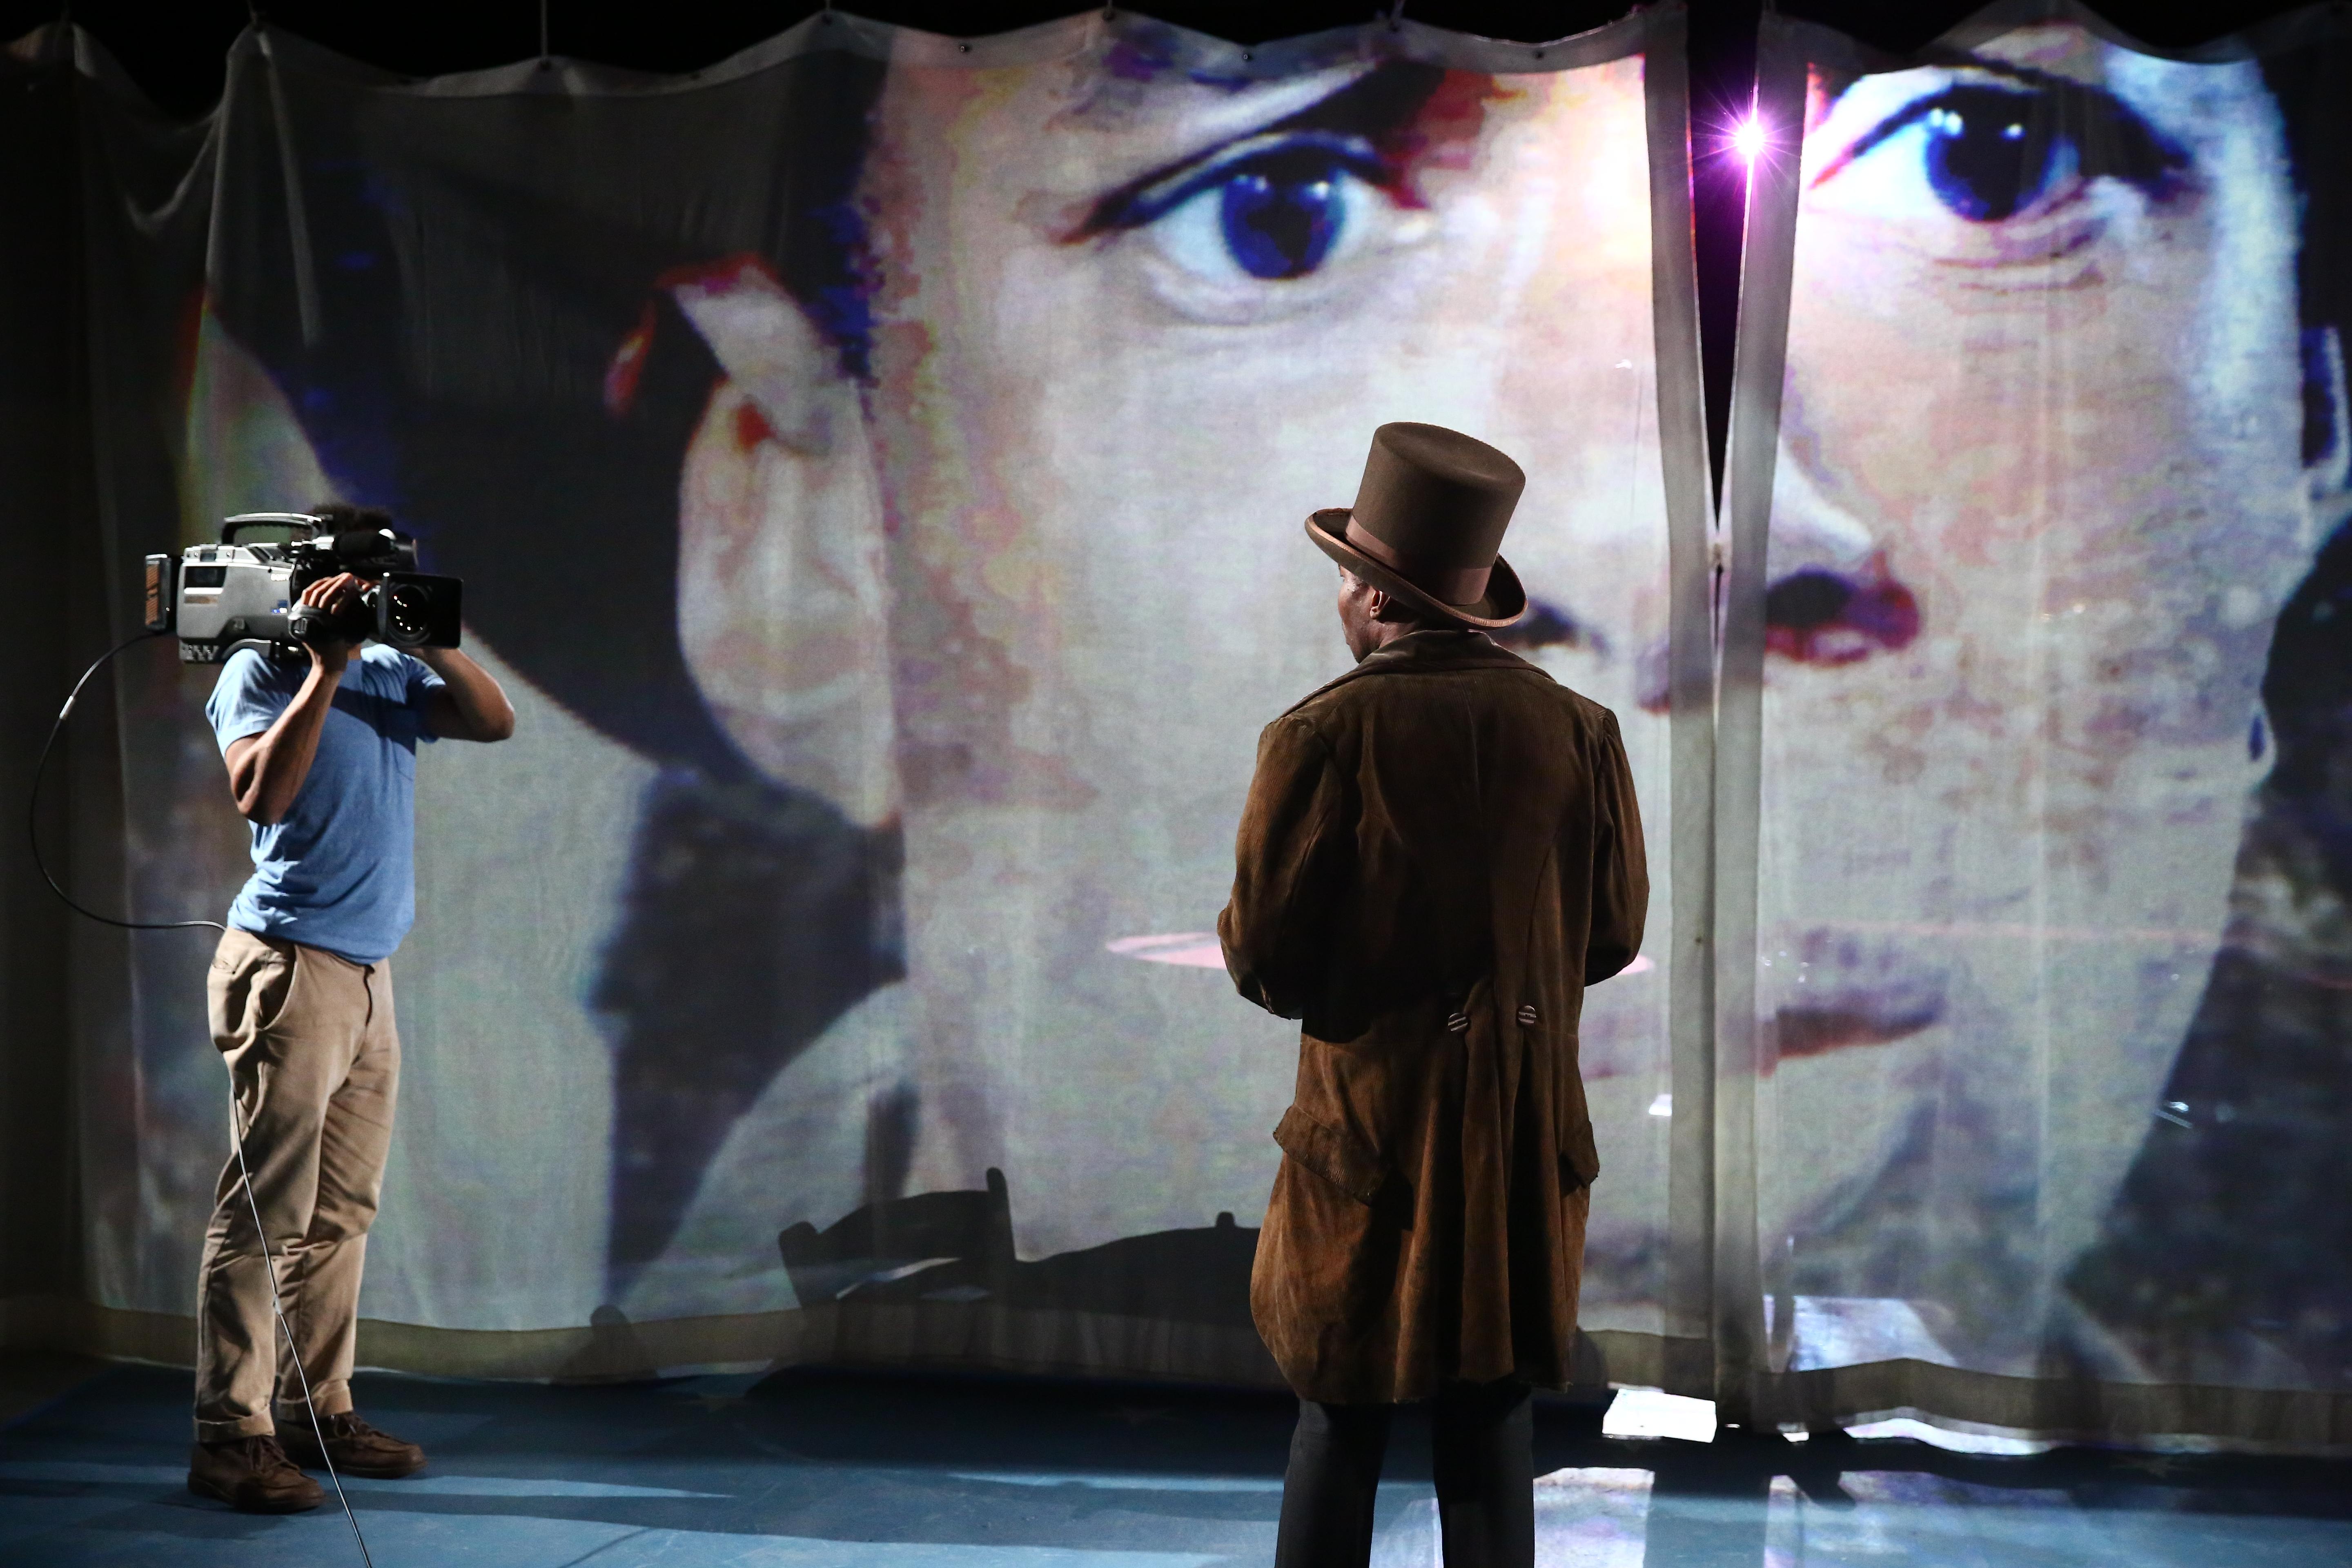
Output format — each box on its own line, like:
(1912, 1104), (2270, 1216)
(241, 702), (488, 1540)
(1446, 1011), (1470, 1033)
(1517, 1005), (1539, 1025)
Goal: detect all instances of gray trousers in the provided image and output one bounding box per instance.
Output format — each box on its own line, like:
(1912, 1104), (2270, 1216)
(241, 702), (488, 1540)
(1274, 1378), (1534, 1568)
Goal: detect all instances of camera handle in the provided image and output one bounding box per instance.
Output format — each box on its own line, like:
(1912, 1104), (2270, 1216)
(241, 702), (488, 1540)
(31, 630), (376, 1567)
(220, 512), (324, 546)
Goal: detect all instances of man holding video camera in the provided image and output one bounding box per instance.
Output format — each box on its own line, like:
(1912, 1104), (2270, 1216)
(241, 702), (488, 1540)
(187, 503), (514, 1514)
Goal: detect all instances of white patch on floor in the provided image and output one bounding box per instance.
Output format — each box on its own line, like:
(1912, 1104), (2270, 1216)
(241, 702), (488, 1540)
(1601, 1386), (1719, 1443)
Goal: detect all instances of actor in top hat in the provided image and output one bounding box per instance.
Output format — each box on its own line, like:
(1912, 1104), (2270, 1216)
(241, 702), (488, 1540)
(1221, 423), (1648, 1567)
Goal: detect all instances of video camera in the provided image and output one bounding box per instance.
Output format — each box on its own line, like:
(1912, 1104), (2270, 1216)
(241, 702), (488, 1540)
(143, 513), (463, 663)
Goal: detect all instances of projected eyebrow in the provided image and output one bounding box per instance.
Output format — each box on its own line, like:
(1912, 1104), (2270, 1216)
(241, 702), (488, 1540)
(1062, 63), (1453, 243)
(1810, 54), (2189, 200)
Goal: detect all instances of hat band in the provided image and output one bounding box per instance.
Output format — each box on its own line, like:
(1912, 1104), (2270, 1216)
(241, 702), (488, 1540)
(1343, 515), (1493, 606)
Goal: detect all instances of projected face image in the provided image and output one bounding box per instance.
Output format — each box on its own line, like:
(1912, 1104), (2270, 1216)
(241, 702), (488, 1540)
(1756, 24), (2320, 1365)
(667, 45), (1678, 1263)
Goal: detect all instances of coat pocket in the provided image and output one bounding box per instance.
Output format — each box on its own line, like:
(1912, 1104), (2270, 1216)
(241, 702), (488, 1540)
(1272, 1104), (1388, 1205)
(1559, 1120), (1601, 1192)
(1557, 1064), (1601, 1191)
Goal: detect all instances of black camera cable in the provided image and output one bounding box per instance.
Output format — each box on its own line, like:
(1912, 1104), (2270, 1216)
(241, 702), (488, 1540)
(31, 629), (377, 1567)
(28, 630), (227, 933)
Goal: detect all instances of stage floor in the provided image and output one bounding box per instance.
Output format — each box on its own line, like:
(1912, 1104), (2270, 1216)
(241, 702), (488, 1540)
(3, 1357), (2349, 1566)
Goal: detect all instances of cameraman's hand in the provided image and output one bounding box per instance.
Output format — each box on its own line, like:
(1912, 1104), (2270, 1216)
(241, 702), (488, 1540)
(227, 572), (364, 824)
(297, 571), (363, 670)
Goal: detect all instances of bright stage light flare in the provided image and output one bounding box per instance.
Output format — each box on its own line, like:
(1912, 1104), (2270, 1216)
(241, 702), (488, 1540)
(1731, 114), (1767, 163)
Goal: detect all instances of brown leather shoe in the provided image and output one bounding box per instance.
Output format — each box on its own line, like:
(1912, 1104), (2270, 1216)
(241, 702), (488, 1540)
(280, 1410), (427, 1478)
(187, 1435), (325, 1513)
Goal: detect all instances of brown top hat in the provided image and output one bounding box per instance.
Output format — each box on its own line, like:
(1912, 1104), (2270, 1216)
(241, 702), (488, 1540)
(1306, 422), (1529, 629)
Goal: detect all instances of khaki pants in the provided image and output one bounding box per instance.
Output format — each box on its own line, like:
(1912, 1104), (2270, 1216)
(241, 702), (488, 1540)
(194, 928), (400, 1441)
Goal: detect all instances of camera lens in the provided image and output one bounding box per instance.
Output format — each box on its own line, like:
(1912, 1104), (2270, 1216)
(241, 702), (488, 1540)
(386, 583), (430, 644)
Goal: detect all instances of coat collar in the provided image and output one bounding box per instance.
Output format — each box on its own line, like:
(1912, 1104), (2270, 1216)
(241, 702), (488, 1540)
(1281, 629), (1540, 718)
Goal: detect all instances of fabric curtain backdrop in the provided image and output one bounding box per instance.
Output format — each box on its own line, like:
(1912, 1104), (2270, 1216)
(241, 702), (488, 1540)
(29, 7), (1719, 1399)
(13, 0), (2348, 1449)
(1719, 0), (2352, 1446)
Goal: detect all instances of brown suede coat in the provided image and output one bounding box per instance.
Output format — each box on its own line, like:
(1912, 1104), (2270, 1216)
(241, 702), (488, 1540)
(1220, 628), (1647, 1404)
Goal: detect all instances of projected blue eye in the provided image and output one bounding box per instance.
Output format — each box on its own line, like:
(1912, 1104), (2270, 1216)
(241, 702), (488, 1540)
(1099, 132), (1393, 286)
(1831, 74), (2186, 228)
(1214, 151), (1350, 279)
(1915, 88), (2062, 223)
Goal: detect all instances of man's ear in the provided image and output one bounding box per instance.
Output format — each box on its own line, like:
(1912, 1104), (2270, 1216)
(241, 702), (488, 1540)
(2307, 325), (2352, 539)
(671, 266), (897, 827)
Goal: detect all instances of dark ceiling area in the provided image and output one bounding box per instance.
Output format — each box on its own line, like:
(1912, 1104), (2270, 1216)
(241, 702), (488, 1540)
(2, 0), (2318, 484)
(6, 2), (2314, 123)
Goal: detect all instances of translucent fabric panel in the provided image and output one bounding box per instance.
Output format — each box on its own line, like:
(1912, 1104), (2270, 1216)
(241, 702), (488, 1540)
(1726, 0), (2352, 1439)
(69, 9), (1711, 1377)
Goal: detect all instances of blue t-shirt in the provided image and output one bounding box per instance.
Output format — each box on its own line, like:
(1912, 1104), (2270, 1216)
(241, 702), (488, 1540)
(206, 646), (444, 964)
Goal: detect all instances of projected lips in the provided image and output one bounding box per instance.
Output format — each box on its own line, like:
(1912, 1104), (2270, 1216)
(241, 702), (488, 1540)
(1764, 560), (1920, 665)
(1768, 933), (1950, 1069)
